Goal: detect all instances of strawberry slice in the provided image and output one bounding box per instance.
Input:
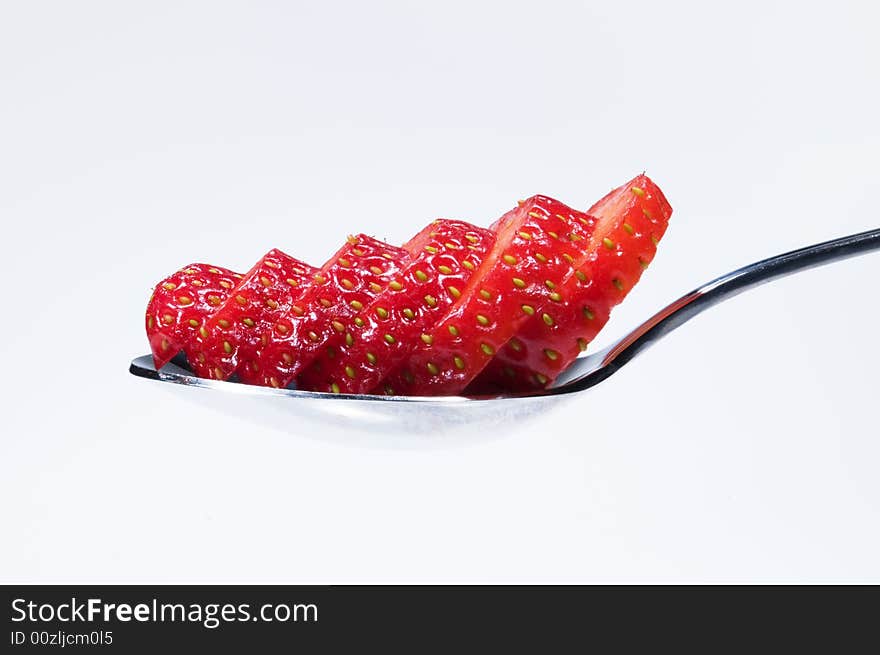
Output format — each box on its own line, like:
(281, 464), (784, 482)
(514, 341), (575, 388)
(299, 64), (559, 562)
(188, 250), (318, 381)
(379, 196), (595, 396)
(146, 263), (242, 370)
(297, 220), (496, 394)
(471, 174), (672, 392)
(257, 235), (409, 388)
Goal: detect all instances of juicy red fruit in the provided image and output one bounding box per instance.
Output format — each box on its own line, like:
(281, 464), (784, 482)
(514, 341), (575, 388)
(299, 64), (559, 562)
(258, 235), (409, 389)
(142, 174), (673, 398)
(188, 250), (317, 381)
(298, 220), (496, 394)
(472, 174), (673, 392)
(146, 263), (241, 370)
(380, 196), (596, 396)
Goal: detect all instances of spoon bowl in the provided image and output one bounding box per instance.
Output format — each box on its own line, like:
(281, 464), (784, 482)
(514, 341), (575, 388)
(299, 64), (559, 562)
(130, 354), (574, 437)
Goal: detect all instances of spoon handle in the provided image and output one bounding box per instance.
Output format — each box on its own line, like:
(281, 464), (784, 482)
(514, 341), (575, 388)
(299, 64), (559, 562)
(557, 227), (880, 391)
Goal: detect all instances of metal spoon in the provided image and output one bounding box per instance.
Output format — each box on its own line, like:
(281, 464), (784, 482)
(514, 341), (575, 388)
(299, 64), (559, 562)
(130, 227), (880, 417)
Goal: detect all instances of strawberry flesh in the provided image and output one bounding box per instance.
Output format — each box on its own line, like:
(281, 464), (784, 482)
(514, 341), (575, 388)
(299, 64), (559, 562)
(472, 174), (673, 392)
(258, 235), (409, 389)
(145, 263), (241, 371)
(298, 220), (496, 394)
(380, 196), (595, 396)
(189, 250), (318, 381)
(143, 175), (673, 397)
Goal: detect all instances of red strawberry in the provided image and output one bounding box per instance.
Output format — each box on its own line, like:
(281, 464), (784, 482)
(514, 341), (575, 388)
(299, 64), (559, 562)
(472, 174), (673, 392)
(257, 235), (409, 388)
(297, 220), (496, 394)
(188, 250), (318, 381)
(145, 263), (241, 370)
(379, 196), (596, 396)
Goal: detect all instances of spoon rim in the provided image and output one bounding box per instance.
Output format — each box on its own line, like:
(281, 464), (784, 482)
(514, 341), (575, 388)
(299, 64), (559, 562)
(128, 354), (552, 403)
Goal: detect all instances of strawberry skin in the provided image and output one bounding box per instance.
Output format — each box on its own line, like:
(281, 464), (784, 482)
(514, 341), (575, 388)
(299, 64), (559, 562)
(297, 220), (496, 394)
(189, 250), (318, 381)
(380, 196), (595, 396)
(473, 174), (673, 391)
(258, 235), (409, 388)
(146, 264), (242, 370)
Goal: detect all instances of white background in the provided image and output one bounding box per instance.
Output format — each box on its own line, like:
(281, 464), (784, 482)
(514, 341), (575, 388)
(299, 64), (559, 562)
(1, 1), (878, 582)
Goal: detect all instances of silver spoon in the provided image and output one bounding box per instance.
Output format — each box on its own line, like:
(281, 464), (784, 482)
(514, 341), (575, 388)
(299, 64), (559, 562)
(129, 227), (880, 428)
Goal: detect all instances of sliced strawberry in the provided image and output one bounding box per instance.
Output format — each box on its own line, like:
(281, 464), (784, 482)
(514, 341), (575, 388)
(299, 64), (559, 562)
(257, 235), (409, 388)
(188, 250), (318, 381)
(379, 196), (596, 396)
(145, 263), (241, 370)
(297, 220), (496, 394)
(472, 174), (673, 392)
